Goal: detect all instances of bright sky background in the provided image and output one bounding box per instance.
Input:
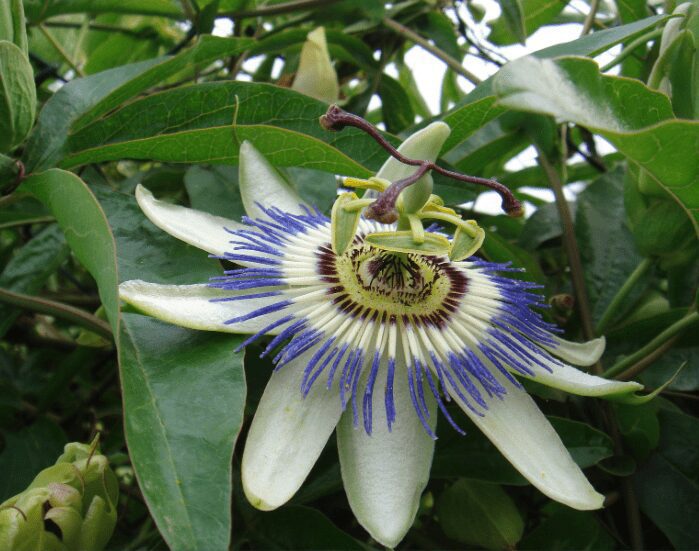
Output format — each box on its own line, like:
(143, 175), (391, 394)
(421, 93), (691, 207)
(214, 0), (625, 215)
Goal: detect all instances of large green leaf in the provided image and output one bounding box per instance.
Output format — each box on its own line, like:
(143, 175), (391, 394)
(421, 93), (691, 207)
(120, 313), (246, 551)
(64, 82), (387, 175)
(494, 56), (699, 233)
(21, 170), (120, 328)
(23, 0), (181, 20)
(23, 57), (164, 172)
(440, 14), (673, 149)
(22, 170), (245, 550)
(24, 36), (251, 172)
(73, 35), (253, 130)
(90, 184), (219, 285)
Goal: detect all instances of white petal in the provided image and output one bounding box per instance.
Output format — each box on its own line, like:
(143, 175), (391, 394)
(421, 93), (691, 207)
(376, 122), (451, 182)
(337, 364), (436, 547)
(239, 141), (308, 220)
(544, 336), (606, 366)
(242, 350), (343, 510)
(450, 373), (605, 510)
(119, 280), (287, 335)
(525, 359), (643, 397)
(136, 184), (242, 256)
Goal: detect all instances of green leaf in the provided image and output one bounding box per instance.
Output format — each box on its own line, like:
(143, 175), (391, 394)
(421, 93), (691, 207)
(0, 40), (36, 153)
(23, 0), (181, 20)
(441, 14), (673, 149)
(656, 408), (699, 483)
(245, 505), (366, 550)
(184, 165), (245, 220)
(378, 74), (415, 133)
(494, 56), (699, 233)
(614, 402), (660, 460)
(0, 0), (28, 54)
(82, 29), (160, 75)
(519, 202), (564, 250)
(639, 347), (699, 392)
(64, 82), (385, 175)
(480, 228), (547, 286)
(0, 224), (68, 338)
(448, 120), (526, 176)
(20, 170), (246, 549)
(420, 11), (462, 59)
(21, 169), (119, 329)
(436, 479), (524, 550)
(0, 419), (67, 501)
(441, 97), (508, 154)
(635, 409), (699, 548)
(75, 35), (252, 130)
(575, 167), (645, 324)
(89, 184), (219, 285)
(23, 56), (164, 172)
(489, 0), (568, 45)
(498, 0), (527, 45)
(519, 503), (615, 550)
(633, 198), (695, 257)
(120, 313), (246, 551)
(636, 453), (699, 548)
(547, 417), (614, 468)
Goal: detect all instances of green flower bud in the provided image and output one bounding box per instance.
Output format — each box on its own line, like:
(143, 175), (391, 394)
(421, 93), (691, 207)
(0, 438), (119, 550)
(0, 40), (36, 153)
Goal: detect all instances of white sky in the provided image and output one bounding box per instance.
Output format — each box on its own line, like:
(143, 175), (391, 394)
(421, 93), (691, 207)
(214, 0), (624, 214)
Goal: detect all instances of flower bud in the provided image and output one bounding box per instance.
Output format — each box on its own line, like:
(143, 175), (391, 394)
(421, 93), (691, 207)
(0, 439), (118, 550)
(0, 39), (36, 153)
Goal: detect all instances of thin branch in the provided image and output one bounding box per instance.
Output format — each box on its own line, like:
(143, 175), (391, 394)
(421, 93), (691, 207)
(614, 337), (679, 382)
(0, 287), (113, 341)
(536, 148), (597, 350)
(38, 24), (85, 77)
(383, 17), (482, 86)
(601, 27), (664, 72)
(580, 0), (600, 36)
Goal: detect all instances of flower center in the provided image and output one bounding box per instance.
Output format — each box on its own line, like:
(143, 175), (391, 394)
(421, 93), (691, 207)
(318, 240), (468, 324)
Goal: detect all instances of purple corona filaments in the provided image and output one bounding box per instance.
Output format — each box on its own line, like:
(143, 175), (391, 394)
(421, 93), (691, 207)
(119, 123), (643, 548)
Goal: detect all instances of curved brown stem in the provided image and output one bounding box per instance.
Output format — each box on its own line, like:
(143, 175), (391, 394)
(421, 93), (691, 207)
(320, 105), (523, 217)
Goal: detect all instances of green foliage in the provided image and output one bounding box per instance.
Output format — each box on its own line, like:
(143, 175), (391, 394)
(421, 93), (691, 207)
(2, 1), (698, 549)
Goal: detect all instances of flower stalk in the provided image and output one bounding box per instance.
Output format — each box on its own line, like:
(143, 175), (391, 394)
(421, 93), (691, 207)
(320, 105), (524, 218)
